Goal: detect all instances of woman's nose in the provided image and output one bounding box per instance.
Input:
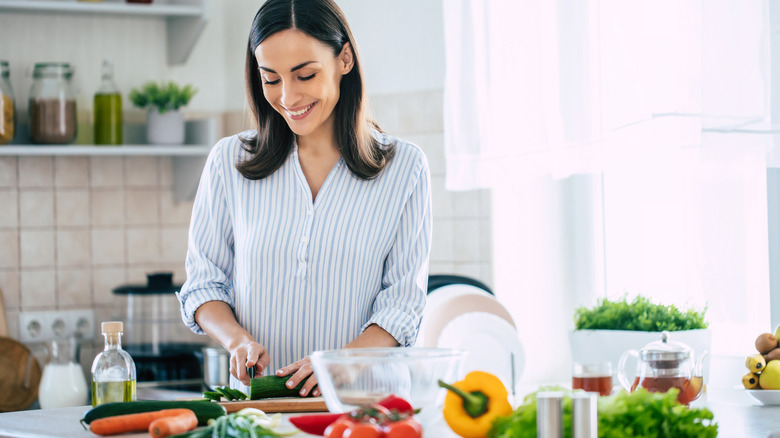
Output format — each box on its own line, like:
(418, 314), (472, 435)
(280, 81), (300, 107)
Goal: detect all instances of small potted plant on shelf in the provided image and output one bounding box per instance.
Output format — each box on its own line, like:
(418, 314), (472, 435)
(129, 81), (197, 145)
(570, 295), (712, 383)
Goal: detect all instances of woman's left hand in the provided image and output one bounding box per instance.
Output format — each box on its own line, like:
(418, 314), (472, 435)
(276, 357), (320, 397)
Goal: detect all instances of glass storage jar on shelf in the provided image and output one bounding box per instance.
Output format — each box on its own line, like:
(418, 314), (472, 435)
(0, 61), (15, 145)
(28, 63), (78, 144)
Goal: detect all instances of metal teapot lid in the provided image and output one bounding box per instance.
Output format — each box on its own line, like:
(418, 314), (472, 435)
(640, 331), (692, 368)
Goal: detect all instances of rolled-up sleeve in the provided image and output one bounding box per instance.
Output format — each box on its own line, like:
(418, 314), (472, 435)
(177, 140), (236, 334)
(363, 155), (432, 346)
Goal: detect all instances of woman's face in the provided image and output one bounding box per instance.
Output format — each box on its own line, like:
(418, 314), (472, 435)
(255, 29), (353, 140)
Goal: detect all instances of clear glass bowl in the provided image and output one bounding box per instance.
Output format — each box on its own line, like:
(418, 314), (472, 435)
(310, 347), (466, 426)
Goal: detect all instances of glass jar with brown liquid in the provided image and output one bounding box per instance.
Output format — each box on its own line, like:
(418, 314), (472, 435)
(617, 331), (707, 405)
(28, 63), (77, 144)
(0, 61), (15, 145)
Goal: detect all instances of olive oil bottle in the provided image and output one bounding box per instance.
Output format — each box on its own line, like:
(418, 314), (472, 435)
(91, 321), (136, 407)
(94, 60), (122, 145)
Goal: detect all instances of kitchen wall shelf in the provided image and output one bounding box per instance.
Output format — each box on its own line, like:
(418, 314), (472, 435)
(0, 0), (208, 65)
(3, 119), (217, 201)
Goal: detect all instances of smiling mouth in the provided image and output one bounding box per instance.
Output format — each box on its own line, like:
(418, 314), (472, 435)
(285, 102), (317, 119)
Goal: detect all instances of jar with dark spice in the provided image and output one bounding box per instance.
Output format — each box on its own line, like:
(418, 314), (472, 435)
(0, 61), (15, 145)
(29, 63), (77, 144)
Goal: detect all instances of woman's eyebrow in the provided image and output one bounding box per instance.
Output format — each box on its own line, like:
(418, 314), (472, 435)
(259, 61), (319, 74)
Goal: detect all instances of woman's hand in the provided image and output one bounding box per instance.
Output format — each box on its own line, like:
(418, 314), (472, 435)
(229, 338), (271, 386)
(276, 357), (320, 397)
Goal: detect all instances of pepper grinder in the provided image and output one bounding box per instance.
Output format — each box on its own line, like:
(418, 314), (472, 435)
(572, 392), (598, 438)
(537, 391), (563, 438)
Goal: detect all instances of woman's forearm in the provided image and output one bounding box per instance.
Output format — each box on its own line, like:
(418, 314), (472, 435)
(344, 324), (399, 349)
(194, 301), (253, 351)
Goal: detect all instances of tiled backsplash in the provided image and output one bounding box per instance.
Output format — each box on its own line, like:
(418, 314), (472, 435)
(0, 89), (492, 342)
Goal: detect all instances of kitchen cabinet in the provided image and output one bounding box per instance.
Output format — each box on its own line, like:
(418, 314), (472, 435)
(0, 119), (216, 201)
(0, 0), (208, 65)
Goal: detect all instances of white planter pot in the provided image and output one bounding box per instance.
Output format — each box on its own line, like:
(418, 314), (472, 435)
(569, 328), (713, 388)
(147, 109), (184, 145)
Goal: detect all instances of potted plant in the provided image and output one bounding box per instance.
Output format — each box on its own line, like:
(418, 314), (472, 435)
(570, 296), (712, 384)
(129, 81), (197, 145)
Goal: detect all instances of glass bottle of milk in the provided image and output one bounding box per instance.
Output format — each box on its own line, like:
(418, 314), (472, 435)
(91, 321), (136, 407)
(38, 336), (88, 409)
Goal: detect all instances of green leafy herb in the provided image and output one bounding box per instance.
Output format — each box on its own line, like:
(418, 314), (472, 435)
(488, 388), (718, 438)
(574, 296), (708, 331)
(129, 81), (198, 113)
(168, 408), (296, 438)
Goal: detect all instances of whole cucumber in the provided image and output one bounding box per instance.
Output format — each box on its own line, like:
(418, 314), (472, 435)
(81, 400), (226, 426)
(250, 375), (305, 399)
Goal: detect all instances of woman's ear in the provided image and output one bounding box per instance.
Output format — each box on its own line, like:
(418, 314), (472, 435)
(339, 42), (355, 75)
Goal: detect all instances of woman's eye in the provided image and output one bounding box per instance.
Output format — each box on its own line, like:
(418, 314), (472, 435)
(263, 78), (280, 85)
(299, 74), (316, 82)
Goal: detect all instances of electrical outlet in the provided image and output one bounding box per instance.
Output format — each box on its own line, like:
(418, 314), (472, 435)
(18, 309), (96, 343)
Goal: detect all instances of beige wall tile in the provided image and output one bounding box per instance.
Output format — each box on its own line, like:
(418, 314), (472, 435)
(56, 190), (90, 227)
(452, 263), (485, 283)
(0, 231), (19, 269)
(452, 190), (482, 219)
(126, 190), (159, 225)
(126, 267), (158, 284)
(20, 269), (56, 310)
(0, 270), (20, 310)
(369, 94), (402, 134)
(19, 190), (54, 227)
(453, 220), (482, 263)
(430, 219), (454, 263)
(55, 157), (89, 188)
(431, 176), (453, 220)
(160, 191), (193, 226)
(91, 229), (125, 265)
(429, 262), (455, 275)
(57, 229), (91, 266)
(57, 268), (92, 307)
(126, 227), (161, 264)
(90, 157), (124, 188)
(125, 157), (159, 187)
(0, 157), (17, 188)
(20, 229), (54, 268)
(159, 157), (173, 187)
(0, 190), (18, 227)
(160, 227), (188, 263)
(92, 268), (126, 305)
(91, 190), (124, 226)
(6, 310), (18, 340)
(480, 190), (492, 219)
(19, 157), (53, 188)
(480, 218), (492, 262)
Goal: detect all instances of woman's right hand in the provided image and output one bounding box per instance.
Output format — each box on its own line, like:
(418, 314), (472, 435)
(229, 338), (271, 386)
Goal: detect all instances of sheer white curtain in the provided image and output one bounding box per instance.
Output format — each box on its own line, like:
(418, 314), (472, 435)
(443, 0), (774, 382)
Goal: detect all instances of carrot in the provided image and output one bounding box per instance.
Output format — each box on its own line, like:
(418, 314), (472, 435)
(148, 410), (198, 438)
(89, 409), (194, 436)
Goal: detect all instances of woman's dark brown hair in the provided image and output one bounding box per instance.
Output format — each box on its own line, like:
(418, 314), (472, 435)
(238, 0), (393, 180)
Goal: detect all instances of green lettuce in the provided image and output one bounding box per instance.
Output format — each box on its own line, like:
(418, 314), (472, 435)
(488, 388), (717, 438)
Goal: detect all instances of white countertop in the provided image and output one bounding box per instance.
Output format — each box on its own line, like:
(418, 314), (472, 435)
(0, 389), (776, 438)
(0, 405), (459, 438)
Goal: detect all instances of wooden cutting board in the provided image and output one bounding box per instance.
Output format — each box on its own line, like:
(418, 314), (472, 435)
(181, 397), (329, 414)
(219, 397), (329, 413)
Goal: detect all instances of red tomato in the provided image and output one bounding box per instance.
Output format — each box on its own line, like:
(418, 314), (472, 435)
(325, 418), (354, 438)
(384, 417), (423, 438)
(343, 423), (383, 438)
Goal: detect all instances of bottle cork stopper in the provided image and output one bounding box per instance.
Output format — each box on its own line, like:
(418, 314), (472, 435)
(101, 321), (123, 334)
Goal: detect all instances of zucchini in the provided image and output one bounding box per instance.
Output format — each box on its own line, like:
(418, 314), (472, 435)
(81, 400), (226, 426)
(249, 375), (304, 400)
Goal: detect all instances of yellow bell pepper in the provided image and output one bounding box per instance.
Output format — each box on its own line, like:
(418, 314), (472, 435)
(438, 371), (513, 438)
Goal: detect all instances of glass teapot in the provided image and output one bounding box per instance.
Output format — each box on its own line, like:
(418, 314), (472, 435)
(617, 331), (706, 405)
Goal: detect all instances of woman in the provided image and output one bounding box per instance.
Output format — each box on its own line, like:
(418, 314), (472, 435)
(177, 0), (431, 397)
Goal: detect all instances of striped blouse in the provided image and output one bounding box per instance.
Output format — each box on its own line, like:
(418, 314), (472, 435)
(177, 130), (432, 387)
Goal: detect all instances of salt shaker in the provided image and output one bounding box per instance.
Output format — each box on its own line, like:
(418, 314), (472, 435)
(537, 391), (563, 438)
(572, 392), (598, 438)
